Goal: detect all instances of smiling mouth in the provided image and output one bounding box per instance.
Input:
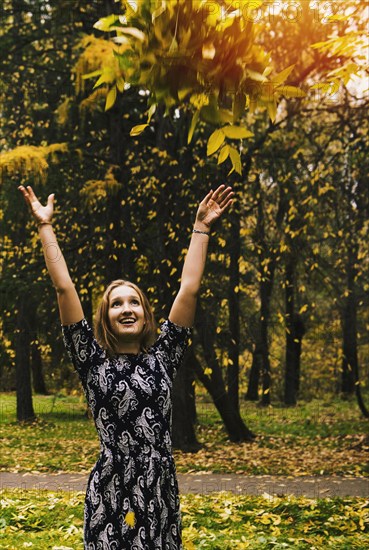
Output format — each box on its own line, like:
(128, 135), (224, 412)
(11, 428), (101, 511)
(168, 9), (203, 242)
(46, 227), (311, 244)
(119, 319), (136, 326)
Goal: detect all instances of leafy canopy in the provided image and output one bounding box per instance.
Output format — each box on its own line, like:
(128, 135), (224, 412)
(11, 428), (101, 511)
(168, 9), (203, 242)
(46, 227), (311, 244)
(311, 2), (369, 96)
(82, 0), (304, 174)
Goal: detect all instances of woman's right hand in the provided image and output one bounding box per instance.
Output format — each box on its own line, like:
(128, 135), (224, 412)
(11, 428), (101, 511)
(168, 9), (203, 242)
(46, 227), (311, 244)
(18, 185), (54, 225)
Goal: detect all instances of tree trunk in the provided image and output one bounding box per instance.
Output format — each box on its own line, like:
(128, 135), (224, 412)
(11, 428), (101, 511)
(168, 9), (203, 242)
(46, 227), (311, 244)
(27, 300), (48, 395)
(191, 346), (255, 441)
(293, 314), (305, 394)
(196, 303), (256, 441)
(255, 177), (277, 406)
(260, 278), (273, 406)
(31, 340), (48, 395)
(245, 340), (262, 401)
(15, 293), (36, 422)
(284, 255), (297, 405)
(106, 95), (136, 282)
(355, 382), (369, 419)
(245, 259), (275, 407)
(339, 243), (369, 417)
(341, 302), (357, 395)
(341, 248), (358, 395)
(172, 349), (201, 451)
(227, 204), (241, 411)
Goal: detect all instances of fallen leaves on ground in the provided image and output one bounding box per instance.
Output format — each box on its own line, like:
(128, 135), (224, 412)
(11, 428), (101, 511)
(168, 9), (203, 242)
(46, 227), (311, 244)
(1, 489), (368, 549)
(0, 394), (367, 477)
(174, 431), (369, 477)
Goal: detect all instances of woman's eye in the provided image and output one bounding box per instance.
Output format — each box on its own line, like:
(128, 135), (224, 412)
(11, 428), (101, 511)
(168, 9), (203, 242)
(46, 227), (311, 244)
(131, 300), (139, 305)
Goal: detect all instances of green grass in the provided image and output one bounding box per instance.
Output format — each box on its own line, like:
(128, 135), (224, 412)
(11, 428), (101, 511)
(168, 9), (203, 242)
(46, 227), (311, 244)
(0, 489), (368, 549)
(197, 396), (367, 438)
(1, 394), (97, 473)
(1, 393), (368, 547)
(1, 392), (368, 476)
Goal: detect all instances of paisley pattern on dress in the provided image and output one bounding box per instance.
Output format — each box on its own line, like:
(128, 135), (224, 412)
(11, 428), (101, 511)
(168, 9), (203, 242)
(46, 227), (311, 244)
(62, 318), (191, 550)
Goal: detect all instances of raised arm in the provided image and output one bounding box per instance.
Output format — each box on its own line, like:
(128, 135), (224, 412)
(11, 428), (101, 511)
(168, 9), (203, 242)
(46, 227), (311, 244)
(169, 184), (233, 328)
(18, 185), (84, 325)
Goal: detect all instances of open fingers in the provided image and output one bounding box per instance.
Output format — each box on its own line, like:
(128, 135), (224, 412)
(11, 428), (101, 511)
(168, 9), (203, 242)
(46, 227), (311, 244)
(202, 189), (214, 205)
(218, 197), (233, 214)
(203, 184), (234, 213)
(18, 185), (28, 197)
(18, 185), (36, 202)
(205, 184), (231, 203)
(18, 185), (32, 207)
(25, 185), (39, 203)
(210, 184), (226, 202)
(18, 185), (46, 218)
(216, 186), (234, 209)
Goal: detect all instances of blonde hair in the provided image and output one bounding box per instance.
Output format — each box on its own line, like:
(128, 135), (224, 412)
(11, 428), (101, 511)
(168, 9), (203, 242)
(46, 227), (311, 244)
(94, 279), (157, 356)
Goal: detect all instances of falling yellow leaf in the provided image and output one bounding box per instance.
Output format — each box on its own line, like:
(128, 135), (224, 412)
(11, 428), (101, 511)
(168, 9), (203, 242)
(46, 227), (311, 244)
(124, 511), (136, 528)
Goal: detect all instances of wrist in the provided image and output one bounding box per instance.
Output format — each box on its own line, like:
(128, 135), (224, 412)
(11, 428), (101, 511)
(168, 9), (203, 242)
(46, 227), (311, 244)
(193, 220), (210, 233)
(37, 221), (53, 229)
(193, 227), (210, 237)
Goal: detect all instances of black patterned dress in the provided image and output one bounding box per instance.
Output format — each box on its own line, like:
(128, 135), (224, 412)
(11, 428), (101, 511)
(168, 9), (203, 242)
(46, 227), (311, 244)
(62, 317), (191, 550)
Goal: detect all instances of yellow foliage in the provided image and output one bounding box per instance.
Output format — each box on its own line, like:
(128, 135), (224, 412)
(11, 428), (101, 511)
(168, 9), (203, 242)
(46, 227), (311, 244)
(0, 143), (68, 183)
(56, 98), (70, 126)
(79, 88), (108, 114)
(74, 36), (119, 95)
(88, 1), (290, 174)
(80, 166), (121, 210)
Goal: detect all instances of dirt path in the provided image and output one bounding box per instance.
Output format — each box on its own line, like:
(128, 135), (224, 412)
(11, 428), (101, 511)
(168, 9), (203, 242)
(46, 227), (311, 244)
(1, 471), (368, 498)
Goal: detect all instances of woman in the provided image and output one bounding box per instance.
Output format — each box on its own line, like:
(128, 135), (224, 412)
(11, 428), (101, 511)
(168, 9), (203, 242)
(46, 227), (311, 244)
(19, 183), (233, 549)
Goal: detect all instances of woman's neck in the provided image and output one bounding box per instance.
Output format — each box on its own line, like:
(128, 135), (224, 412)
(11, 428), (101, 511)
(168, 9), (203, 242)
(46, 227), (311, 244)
(115, 341), (141, 355)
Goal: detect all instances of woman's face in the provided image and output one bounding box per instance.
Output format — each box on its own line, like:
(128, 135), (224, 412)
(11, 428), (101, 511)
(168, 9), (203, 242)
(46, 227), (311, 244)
(108, 285), (146, 346)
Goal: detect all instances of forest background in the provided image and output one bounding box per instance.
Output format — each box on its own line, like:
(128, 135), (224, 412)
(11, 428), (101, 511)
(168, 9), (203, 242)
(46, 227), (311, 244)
(0, 0), (368, 455)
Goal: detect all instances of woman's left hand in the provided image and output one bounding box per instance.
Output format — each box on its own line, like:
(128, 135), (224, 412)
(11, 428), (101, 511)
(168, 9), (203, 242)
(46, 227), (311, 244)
(195, 185), (234, 229)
